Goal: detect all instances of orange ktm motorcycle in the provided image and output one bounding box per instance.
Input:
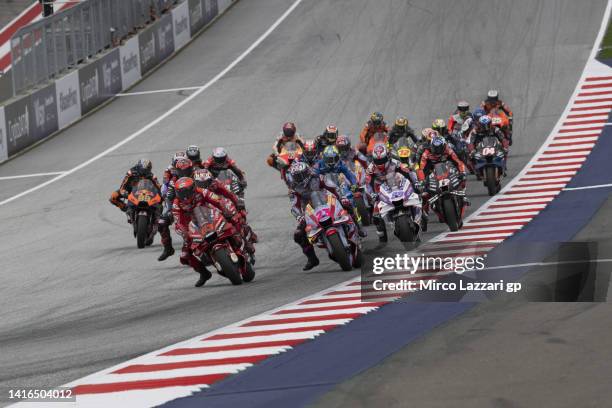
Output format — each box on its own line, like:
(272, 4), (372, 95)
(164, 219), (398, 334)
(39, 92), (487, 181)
(127, 179), (162, 248)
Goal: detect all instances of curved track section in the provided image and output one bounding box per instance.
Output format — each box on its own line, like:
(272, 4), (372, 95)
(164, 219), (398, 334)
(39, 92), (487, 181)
(0, 0), (607, 401)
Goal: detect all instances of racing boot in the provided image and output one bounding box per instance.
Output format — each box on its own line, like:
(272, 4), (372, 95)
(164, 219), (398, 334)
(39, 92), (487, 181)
(158, 245), (175, 261)
(421, 212), (428, 232)
(303, 247), (320, 271)
(194, 268), (213, 287)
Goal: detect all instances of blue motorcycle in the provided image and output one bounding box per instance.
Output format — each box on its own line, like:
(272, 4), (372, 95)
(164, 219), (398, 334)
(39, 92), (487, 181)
(472, 136), (505, 196)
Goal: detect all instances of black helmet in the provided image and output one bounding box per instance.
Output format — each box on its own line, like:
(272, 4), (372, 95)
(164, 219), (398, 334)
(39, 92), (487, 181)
(186, 145), (201, 164)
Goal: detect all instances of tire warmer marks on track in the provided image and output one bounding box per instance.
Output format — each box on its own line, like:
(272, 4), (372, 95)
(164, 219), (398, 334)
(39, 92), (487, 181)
(21, 24), (612, 408)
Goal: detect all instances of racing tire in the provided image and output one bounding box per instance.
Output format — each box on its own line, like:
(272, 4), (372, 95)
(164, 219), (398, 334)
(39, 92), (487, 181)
(353, 248), (364, 268)
(214, 247), (242, 285)
(328, 232), (352, 271)
(395, 214), (415, 242)
(442, 198), (460, 232)
(355, 196), (371, 226)
(242, 262), (256, 283)
(136, 214), (148, 249)
(484, 166), (498, 196)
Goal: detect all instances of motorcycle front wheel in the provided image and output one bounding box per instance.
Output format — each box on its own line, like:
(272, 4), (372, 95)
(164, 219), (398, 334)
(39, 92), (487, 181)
(484, 166), (498, 196)
(136, 214), (149, 249)
(327, 231), (352, 271)
(214, 247), (243, 285)
(442, 198), (460, 232)
(395, 213), (415, 242)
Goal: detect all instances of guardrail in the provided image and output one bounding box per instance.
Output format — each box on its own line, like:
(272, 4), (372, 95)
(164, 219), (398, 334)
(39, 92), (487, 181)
(0, 0), (232, 163)
(10, 0), (179, 96)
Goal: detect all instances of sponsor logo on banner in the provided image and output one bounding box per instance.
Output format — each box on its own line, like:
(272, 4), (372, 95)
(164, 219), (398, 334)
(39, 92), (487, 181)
(139, 25), (158, 75)
(157, 13), (175, 62)
(202, 0), (219, 25)
(31, 83), (59, 142)
(188, 0), (205, 36)
(120, 36), (141, 89)
(79, 60), (101, 115)
(4, 94), (32, 157)
(98, 49), (122, 97)
(173, 1), (191, 50)
(0, 107), (7, 162)
(56, 70), (81, 129)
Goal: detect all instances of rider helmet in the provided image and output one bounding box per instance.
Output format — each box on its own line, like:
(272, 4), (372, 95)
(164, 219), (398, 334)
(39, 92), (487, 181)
(472, 108), (486, 123)
(432, 118), (448, 136)
(289, 161), (312, 186)
(370, 112), (384, 127)
(479, 115), (492, 131)
(175, 158), (194, 179)
(486, 89), (499, 105)
(421, 127), (434, 141)
(135, 159), (152, 175)
(322, 145), (340, 167)
(323, 124), (338, 144)
(335, 135), (351, 158)
(282, 122), (297, 138)
(175, 177), (196, 203)
(394, 116), (408, 132)
(172, 151), (187, 167)
(302, 139), (318, 164)
(397, 146), (411, 164)
(193, 168), (214, 189)
(457, 100), (470, 118)
(430, 136), (446, 156)
(372, 143), (389, 171)
(186, 145), (201, 164)
(212, 147), (228, 165)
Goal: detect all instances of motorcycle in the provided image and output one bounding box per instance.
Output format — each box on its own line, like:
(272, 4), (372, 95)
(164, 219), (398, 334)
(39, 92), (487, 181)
(127, 179), (162, 248)
(376, 172), (422, 242)
(425, 162), (466, 231)
(275, 141), (303, 171)
(188, 205), (255, 285)
(473, 135), (505, 196)
(305, 190), (363, 271)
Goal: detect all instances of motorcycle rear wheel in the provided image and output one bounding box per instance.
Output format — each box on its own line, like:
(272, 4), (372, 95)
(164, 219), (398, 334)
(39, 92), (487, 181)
(136, 214), (148, 249)
(214, 247), (242, 285)
(328, 232), (352, 271)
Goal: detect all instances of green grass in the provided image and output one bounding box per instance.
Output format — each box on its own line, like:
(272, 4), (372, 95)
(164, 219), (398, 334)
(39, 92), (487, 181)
(598, 17), (612, 59)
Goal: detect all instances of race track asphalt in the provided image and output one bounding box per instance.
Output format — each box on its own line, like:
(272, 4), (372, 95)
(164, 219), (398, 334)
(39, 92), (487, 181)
(0, 0), (606, 402)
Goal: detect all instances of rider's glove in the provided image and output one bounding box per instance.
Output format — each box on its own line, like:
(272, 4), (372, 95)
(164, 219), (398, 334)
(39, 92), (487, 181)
(341, 198), (351, 209)
(296, 215), (305, 225)
(239, 180), (248, 188)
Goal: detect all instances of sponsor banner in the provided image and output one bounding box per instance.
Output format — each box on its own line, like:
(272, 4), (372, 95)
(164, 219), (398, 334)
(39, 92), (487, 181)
(0, 106), (7, 162)
(138, 24), (157, 76)
(157, 13), (175, 63)
(120, 36), (142, 90)
(55, 70), (81, 129)
(4, 94), (33, 157)
(202, 0), (219, 25)
(30, 82), (59, 143)
(172, 1), (191, 51)
(139, 13), (175, 76)
(98, 48), (122, 98)
(79, 57), (102, 115)
(188, 0), (205, 36)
